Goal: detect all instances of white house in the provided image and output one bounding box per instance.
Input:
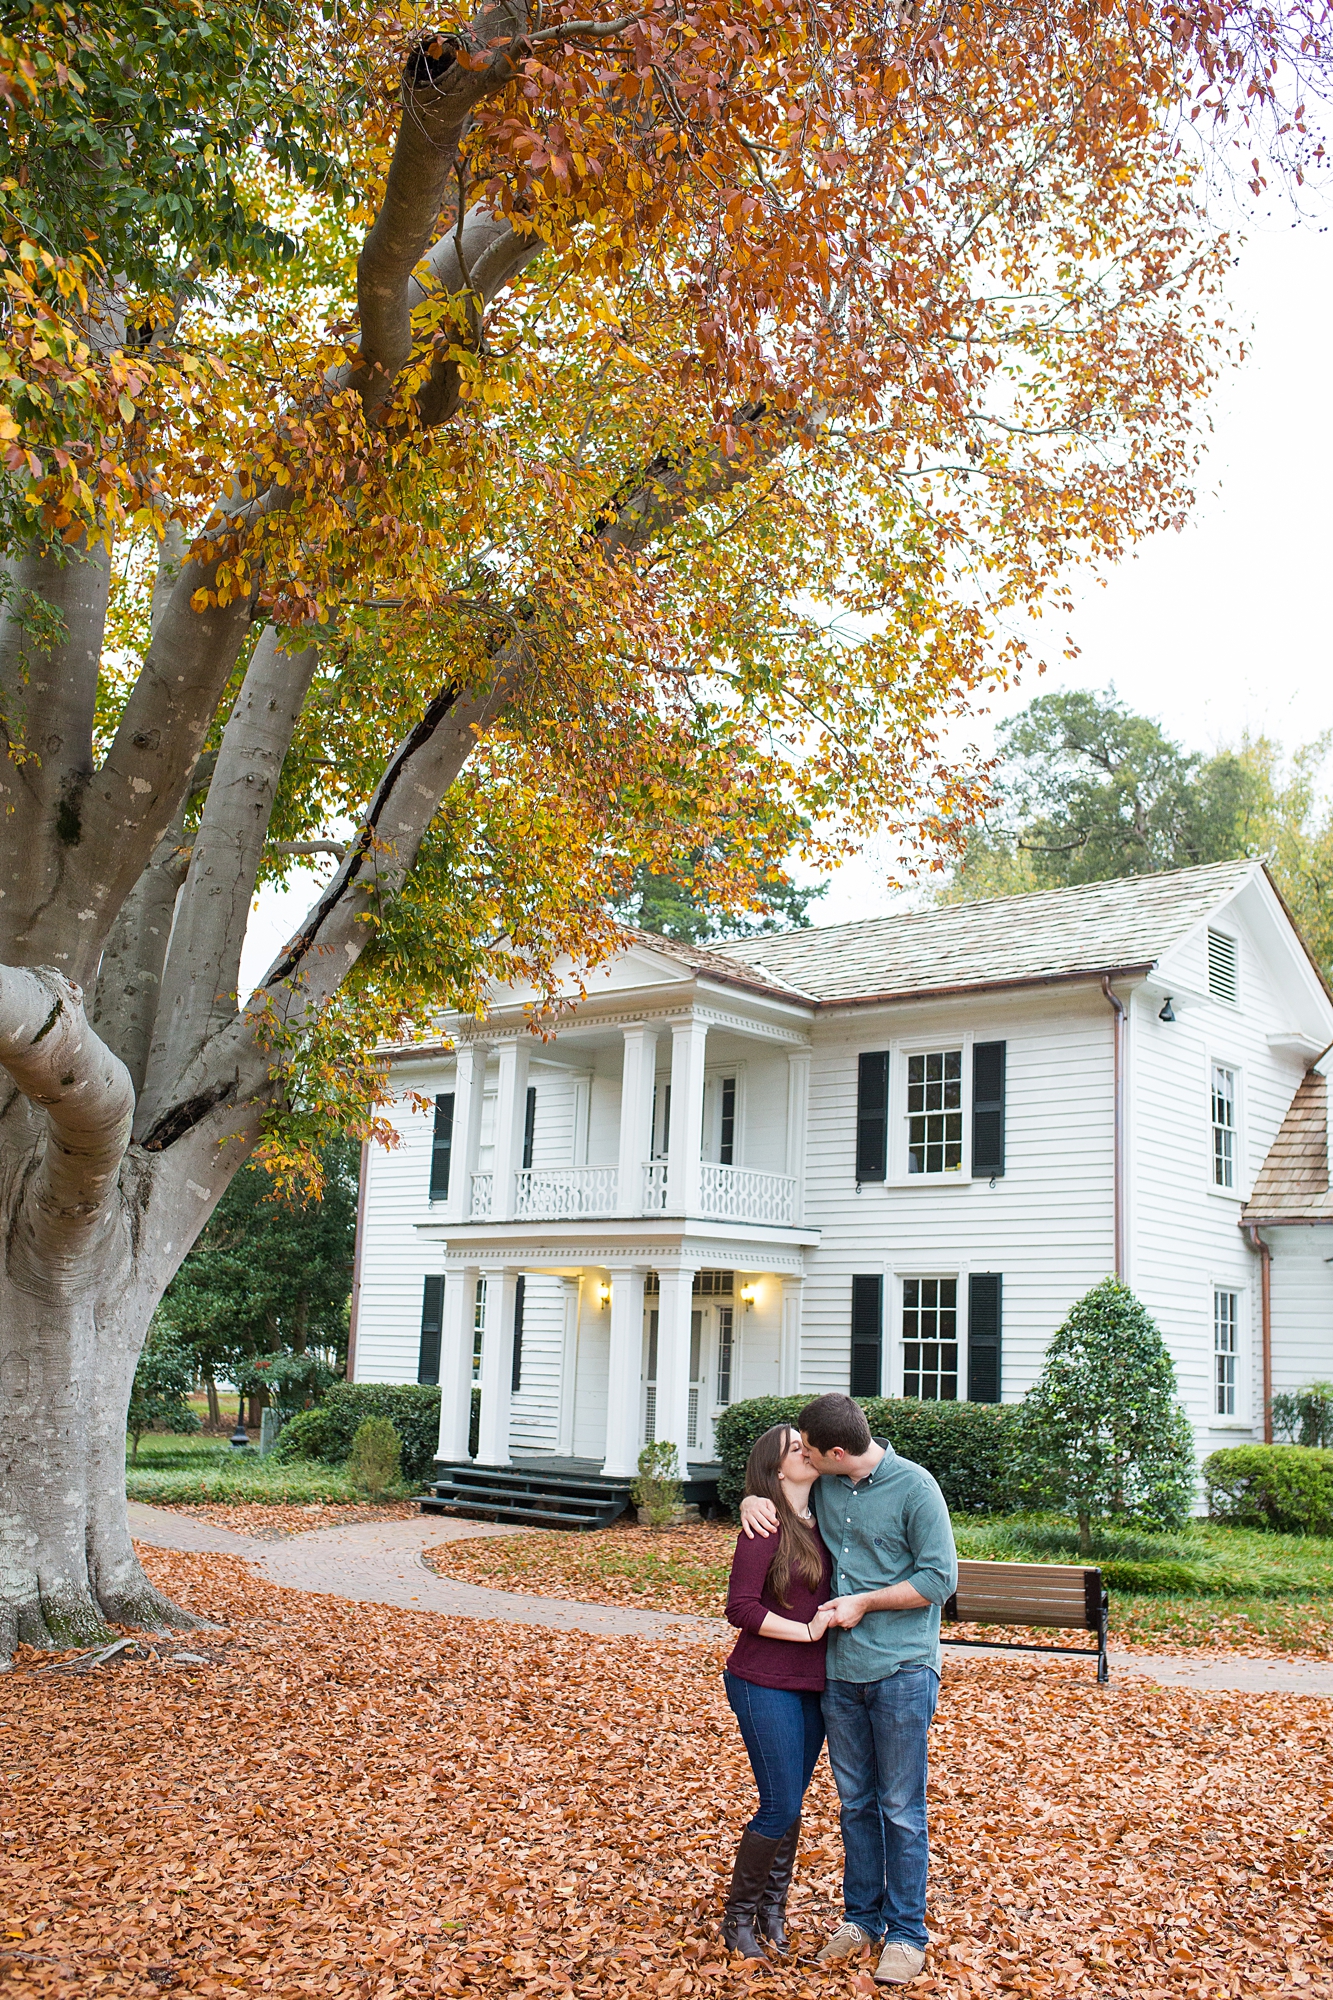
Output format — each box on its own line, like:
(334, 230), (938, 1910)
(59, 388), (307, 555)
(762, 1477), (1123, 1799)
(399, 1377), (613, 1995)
(347, 859), (1333, 1501)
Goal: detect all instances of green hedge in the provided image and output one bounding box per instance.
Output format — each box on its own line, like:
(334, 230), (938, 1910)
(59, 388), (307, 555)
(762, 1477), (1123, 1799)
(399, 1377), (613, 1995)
(272, 1382), (480, 1482)
(713, 1395), (1018, 1517)
(1203, 1444), (1333, 1535)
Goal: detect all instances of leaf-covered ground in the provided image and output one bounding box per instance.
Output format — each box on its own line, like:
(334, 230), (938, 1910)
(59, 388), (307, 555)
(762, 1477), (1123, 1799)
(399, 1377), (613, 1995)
(162, 1500), (423, 1540)
(423, 1523), (1333, 1657)
(2, 1547), (1331, 2000)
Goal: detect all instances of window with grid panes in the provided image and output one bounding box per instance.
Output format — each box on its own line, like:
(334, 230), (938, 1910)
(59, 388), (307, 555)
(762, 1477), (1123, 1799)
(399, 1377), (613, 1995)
(715, 1306), (734, 1405)
(1211, 1064), (1236, 1188)
(907, 1051), (963, 1174)
(902, 1278), (958, 1399)
(1214, 1290), (1239, 1416)
(471, 1277), (486, 1382)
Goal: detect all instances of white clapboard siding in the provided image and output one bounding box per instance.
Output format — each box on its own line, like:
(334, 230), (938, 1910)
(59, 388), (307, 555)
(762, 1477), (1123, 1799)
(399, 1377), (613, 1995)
(1131, 899), (1310, 1443)
(799, 984), (1116, 1401)
(1265, 1228), (1333, 1396)
(353, 1062), (451, 1384)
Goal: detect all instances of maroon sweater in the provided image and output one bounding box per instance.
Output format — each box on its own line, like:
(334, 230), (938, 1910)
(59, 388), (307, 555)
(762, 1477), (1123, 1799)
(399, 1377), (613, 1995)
(725, 1524), (833, 1692)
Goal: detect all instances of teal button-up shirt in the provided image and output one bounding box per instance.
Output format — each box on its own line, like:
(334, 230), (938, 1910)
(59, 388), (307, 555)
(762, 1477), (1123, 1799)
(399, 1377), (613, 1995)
(811, 1440), (958, 1682)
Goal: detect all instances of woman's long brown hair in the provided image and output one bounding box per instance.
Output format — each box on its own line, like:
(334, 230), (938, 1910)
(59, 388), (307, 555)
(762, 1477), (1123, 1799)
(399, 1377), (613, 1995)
(744, 1424), (823, 1608)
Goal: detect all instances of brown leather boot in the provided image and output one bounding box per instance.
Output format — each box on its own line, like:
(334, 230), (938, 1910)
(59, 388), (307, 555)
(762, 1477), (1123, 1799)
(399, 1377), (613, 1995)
(722, 1828), (784, 1960)
(756, 1816), (801, 1954)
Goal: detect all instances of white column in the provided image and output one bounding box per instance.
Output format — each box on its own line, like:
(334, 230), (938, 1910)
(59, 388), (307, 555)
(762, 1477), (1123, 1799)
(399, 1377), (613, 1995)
(436, 1265), (479, 1460)
(491, 1039), (531, 1223)
(780, 1276), (804, 1395)
(555, 1277), (581, 1456)
(786, 1049), (812, 1223)
(603, 1266), (648, 1478)
(445, 1044), (486, 1223)
(655, 1264), (699, 1468)
(475, 1264), (519, 1464)
(617, 1024), (658, 1215)
(666, 1016), (708, 1216)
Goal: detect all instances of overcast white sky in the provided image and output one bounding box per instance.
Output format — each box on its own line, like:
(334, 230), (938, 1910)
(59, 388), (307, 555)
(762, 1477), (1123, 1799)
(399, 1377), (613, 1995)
(239, 212), (1333, 984)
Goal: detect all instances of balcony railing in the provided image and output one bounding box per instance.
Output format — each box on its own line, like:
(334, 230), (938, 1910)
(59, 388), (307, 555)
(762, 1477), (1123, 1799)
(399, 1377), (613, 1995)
(464, 1159), (797, 1226)
(514, 1166), (620, 1219)
(699, 1162), (797, 1227)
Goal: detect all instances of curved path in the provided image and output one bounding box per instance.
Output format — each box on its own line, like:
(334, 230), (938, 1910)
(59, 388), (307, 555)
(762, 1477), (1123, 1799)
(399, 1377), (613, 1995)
(127, 1503), (1333, 1696)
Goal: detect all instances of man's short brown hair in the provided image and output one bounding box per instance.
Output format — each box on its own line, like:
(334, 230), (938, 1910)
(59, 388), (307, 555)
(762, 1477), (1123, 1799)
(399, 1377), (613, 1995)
(798, 1393), (872, 1455)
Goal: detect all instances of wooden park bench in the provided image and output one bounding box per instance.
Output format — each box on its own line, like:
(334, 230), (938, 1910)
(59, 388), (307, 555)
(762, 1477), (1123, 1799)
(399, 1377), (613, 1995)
(942, 1559), (1109, 1683)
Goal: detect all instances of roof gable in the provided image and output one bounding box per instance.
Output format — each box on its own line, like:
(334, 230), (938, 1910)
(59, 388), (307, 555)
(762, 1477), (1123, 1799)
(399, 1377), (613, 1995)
(717, 861), (1278, 1005)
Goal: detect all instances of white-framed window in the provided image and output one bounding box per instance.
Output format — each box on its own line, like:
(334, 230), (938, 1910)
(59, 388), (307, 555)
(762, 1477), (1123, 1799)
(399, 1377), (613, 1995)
(1211, 1063), (1237, 1189)
(902, 1277), (959, 1400)
(471, 1276), (486, 1382)
(715, 1305), (735, 1406)
(1213, 1288), (1240, 1417)
(1207, 928), (1239, 1005)
(703, 1068), (743, 1164)
(906, 1050), (964, 1176)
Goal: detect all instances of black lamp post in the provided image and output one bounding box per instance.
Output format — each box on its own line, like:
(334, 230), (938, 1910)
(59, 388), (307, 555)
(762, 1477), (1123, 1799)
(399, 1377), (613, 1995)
(230, 1413), (250, 1450)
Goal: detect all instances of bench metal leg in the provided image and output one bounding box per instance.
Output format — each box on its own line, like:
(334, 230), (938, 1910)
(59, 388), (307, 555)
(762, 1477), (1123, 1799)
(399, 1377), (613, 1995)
(1097, 1592), (1109, 1684)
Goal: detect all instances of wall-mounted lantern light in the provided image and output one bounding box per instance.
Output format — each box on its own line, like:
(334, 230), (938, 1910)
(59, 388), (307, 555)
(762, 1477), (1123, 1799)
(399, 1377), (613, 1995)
(740, 1283), (758, 1310)
(597, 1282), (612, 1307)
(1158, 997), (1176, 1022)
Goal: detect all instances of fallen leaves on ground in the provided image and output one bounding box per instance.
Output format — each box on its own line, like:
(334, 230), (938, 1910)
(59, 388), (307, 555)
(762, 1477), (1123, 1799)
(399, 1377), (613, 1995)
(160, 1500), (423, 1541)
(424, 1524), (1333, 1658)
(1, 1548), (1330, 2000)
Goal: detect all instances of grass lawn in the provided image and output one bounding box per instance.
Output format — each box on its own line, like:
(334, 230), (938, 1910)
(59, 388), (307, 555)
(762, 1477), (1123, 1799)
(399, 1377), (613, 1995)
(3, 1545), (1330, 2000)
(424, 1515), (1333, 1656)
(125, 1430), (414, 1505)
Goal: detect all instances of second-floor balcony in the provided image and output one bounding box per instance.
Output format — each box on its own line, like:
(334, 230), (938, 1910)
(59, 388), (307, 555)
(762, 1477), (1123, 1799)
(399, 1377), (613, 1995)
(471, 1161), (798, 1228)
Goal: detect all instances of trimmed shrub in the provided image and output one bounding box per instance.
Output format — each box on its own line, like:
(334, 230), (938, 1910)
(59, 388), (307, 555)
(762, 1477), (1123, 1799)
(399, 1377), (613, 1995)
(713, 1395), (1017, 1518)
(1204, 1444), (1333, 1535)
(271, 1383), (441, 1482)
(1008, 1278), (1196, 1550)
(1270, 1383), (1333, 1451)
(346, 1417), (402, 1498)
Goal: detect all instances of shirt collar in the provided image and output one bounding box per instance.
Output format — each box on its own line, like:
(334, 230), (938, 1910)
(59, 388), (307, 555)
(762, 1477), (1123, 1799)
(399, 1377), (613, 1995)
(832, 1439), (896, 1489)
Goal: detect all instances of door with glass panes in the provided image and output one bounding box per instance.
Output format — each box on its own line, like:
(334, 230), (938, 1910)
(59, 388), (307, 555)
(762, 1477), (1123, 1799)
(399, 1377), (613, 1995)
(640, 1270), (735, 1457)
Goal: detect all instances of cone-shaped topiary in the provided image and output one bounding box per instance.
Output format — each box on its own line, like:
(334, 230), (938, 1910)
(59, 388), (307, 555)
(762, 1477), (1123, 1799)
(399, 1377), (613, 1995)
(1010, 1277), (1196, 1553)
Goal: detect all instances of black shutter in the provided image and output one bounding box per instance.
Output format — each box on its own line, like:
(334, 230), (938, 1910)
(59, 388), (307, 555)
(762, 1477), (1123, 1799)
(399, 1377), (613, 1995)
(510, 1275), (526, 1394)
(418, 1275), (444, 1385)
(850, 1274), (883, 1397)
(856, 1051), (889, 1182)
(521, 1086), (537, 1171)
(967, 1272), (1002, 1404)
(429, 1092), (454, 1199)
(972, 1041), (1005, 1178)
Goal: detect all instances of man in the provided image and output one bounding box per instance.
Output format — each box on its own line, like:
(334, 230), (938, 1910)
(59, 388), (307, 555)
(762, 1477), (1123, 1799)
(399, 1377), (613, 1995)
(739, 1393), (957, 1986)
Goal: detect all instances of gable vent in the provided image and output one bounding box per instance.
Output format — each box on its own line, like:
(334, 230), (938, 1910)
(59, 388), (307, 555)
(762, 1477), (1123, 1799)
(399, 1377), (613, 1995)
(1207, 928), (1238, 1004)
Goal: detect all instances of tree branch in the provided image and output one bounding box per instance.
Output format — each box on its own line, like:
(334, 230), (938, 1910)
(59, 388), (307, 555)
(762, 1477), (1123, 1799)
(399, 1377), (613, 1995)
(0, 965), (134, 1276)
(351, 4), (531, 423)
(136, 629), (320, 1140)
(0, 542), (110, 964)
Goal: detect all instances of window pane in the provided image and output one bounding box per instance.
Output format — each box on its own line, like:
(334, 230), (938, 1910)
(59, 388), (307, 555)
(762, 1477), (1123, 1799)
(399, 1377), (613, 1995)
(902, 1278), (958, 1400)
(716, 1306), (734, 1405)
(1211, 1066), (1236, 1189)
(908, 1050), (964, 1174)
(1214, 1290), (1238, 1417)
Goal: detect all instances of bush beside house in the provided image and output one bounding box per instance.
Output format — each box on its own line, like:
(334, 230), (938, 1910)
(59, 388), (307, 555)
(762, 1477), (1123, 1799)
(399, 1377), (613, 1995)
(713, 1395), (1017, 1516)
(1204, 1444), (1333, 1535)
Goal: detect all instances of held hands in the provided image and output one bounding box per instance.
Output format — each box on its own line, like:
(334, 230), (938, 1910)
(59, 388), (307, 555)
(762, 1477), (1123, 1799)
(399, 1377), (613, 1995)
(817, 1593), (873, 1631)
(806, 1604), (835, 1641)
(739, 1494), (779, 1539)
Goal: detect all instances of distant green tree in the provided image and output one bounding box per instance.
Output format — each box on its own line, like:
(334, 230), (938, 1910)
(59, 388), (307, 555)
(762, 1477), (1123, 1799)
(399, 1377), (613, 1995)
(614, 860), (825, 945)
(126, 1322), (199, 1462)
(943, 691), (1333, 978)
(1010, 1278), (1196, 1553)
(162, 1139), (358, 1422)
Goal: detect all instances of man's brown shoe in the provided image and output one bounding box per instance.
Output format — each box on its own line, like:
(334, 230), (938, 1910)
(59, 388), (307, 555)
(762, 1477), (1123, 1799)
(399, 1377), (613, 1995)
(873, 1941), (926, 1985)
(814, 1923), (875, 1965)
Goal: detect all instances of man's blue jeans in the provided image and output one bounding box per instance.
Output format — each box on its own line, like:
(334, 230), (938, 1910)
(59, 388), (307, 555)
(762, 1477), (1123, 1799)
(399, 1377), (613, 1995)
(821, 1667), (939, 1951)
(724, 1672), (826, 1837)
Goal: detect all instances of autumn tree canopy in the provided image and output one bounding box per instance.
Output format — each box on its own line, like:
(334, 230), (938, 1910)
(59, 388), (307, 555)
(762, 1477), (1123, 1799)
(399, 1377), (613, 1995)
(0, 0), (1330, 1659)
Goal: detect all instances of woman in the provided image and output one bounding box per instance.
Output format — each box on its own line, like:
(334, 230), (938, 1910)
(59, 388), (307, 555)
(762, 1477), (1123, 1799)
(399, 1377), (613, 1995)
(722, 1424), (833, 1960)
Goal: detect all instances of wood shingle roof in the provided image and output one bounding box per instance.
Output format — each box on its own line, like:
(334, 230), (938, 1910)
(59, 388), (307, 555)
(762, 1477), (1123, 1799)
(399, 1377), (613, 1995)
(716, 859), (1259, 1005)
(1243, 1071), (1333, 1225)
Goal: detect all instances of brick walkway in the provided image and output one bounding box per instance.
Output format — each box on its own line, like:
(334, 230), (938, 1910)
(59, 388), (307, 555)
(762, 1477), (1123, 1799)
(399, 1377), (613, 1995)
(127, 1504), (1333, 1694)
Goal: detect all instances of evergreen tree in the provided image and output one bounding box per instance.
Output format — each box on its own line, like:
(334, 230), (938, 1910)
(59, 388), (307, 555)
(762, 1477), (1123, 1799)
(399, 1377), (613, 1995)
(162, 1140), (358, 1422)
(126, 1323), (199, 1462)
(613, 861), (825, 946)
(1010, 1278), (1197, 1551)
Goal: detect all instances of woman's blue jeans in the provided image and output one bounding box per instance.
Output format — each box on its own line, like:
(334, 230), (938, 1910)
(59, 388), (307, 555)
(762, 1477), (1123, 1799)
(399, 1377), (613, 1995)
(821, 1667), (939, 1952)
(724, 1671), (826, 1837)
